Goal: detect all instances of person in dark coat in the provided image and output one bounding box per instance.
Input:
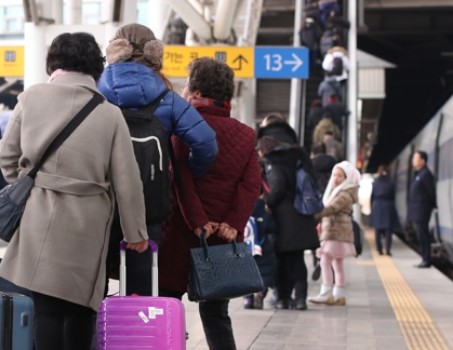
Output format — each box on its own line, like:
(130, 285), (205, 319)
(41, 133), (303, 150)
(323, 95), (347, 133)
(158, 57), (261, 350)
(309, 142), (336, 280)
(256, 137), (320, 311)
(407, 151), (437, 268)
(311, 142), (337, 194)
(305, 99), (325, 148)
(299, 13), (323, 67)
(369, 165), (400, 256)
(257, 119), (298, 145)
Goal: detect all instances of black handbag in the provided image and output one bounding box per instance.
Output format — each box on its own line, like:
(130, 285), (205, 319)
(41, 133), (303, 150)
(188, 231), (265, 302)
(0, 93), (104, 242)
(352, 219), (363, 257)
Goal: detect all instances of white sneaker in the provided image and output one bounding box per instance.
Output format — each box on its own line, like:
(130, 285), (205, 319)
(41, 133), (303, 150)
(308, 284), (334, 305)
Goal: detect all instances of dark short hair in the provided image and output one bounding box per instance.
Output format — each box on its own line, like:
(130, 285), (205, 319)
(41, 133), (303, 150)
(187, 57), (234, 101)
(311, 142), (326, 155)
(261, 112), (286, 126)
(46, 32), (105, 81)
(415, 150), (428, 163)
(255, 136), (288, 156)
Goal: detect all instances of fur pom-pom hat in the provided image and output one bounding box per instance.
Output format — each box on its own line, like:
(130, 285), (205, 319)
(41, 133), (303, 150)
(106, 23), (163, 70)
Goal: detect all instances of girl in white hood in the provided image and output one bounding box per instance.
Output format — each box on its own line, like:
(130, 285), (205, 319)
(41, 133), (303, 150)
(308, 161), (360, 305)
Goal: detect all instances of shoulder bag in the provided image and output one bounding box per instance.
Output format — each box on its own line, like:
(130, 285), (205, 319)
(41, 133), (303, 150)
(0, 93), (104, 242)
(188, 231), (264, 301)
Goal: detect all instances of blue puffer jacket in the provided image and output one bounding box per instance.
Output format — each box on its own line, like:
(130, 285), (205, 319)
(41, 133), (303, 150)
(98, 62), (218, 177)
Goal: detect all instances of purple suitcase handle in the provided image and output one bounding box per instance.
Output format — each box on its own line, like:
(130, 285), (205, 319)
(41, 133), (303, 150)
(120, 240), (158, 253)
(119, 240), (158, 297)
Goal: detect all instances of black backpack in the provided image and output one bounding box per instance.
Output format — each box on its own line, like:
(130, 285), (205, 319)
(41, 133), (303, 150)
(293, 166), (324, 215)
(121, 89), (173, 225)
(331, 56), (343, 76)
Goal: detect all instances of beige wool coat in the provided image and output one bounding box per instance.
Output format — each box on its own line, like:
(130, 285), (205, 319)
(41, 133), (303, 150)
(0, 73), (148, 311)
(316, 186), (358, 242)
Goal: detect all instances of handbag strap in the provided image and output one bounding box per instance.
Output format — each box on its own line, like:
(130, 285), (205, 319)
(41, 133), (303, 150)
(28, 93), (104, 179)
(199, 231), (239, 258)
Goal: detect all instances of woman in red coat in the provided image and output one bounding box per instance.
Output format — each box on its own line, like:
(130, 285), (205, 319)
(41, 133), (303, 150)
(159, 57), (261, 350)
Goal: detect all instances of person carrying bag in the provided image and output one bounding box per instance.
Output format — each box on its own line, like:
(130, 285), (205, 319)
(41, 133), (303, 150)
(0, 93), (104, 243)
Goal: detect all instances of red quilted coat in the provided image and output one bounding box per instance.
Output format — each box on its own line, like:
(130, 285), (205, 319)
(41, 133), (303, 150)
(159, 100), (261, 293)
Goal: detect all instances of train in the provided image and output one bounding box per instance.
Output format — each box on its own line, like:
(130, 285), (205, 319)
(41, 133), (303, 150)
(389, 93), (453, 265)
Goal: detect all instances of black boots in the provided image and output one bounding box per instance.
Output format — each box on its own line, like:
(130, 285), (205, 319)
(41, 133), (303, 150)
(294, 281), (308, 310)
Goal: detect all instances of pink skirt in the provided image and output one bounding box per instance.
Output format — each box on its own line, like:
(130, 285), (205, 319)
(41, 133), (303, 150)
(317, 240), (356, 259)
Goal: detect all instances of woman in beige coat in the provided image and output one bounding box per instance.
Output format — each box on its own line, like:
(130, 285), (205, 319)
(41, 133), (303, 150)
(308, 161), (360, 306)
(0, 33), (148, 350)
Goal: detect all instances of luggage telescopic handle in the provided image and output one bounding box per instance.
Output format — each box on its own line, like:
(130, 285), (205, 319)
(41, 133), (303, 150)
(119, 240), (158, 297)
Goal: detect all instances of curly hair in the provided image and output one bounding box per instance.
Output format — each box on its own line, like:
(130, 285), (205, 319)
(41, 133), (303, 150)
(187, 57), (234, 101)
(46, 32), (105, 81)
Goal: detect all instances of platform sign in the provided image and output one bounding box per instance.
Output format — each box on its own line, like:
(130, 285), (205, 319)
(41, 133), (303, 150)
(0, 46), (24, 77)
(254, 47), (309, 79)
(163, 46), (254, 78)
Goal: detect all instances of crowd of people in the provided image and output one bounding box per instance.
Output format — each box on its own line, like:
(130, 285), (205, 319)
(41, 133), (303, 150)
(301, 0), (349, 161)
(0, 15), (437, 350)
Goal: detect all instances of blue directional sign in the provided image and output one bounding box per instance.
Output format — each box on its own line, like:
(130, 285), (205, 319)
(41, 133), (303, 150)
(254, 47), (309, 79)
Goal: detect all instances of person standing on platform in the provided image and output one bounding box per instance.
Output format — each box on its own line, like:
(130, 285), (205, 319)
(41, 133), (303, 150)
(408, 150), (437, 268)
(158, 57), (261, 350)
(0, 32), (149, 350)
(97, 23), (218, 296)
(256, 136), (320, 311)
(310, 142), (336, 280)
(369, 165), (400, 256)
(308, 161), (360, 306)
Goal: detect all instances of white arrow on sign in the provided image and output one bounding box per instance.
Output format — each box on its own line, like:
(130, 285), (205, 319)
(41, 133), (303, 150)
(284, 54), (303, 72)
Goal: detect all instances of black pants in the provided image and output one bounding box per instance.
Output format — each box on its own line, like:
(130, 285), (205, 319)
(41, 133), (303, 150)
(375, 229), (393, 254)
(160, 289), (237, 350)
(276, 250), (308, 301)
(32, 292), (95, 350)
(413, 221), (431, 264)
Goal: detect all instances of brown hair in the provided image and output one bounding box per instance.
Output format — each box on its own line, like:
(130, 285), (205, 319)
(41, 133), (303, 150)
(256, 136), (288, 156)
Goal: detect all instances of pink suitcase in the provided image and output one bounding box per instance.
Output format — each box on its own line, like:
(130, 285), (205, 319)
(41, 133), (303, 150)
(97, 240), (186, 350)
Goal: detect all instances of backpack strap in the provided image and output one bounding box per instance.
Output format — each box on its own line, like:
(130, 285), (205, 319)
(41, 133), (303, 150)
(148, 89), (169, 113)
(121, 89), (169, 121)
(148, 89), (185, 201)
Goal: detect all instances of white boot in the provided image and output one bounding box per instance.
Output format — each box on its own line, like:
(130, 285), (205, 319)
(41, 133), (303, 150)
(333, 286), (346, 306)
(308, 284), (334, 305)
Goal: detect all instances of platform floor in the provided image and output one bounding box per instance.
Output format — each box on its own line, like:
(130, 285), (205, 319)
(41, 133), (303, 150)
(1, 227), (452, 350)
(182, 228), (453, 350)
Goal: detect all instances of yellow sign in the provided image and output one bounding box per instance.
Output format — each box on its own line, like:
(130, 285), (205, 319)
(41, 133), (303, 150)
(162, 46), (254, 78)
(0, 46), (24, 77)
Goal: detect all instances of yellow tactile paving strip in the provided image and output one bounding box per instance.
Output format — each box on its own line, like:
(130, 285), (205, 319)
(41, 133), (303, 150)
(364, 229), (451, 350)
